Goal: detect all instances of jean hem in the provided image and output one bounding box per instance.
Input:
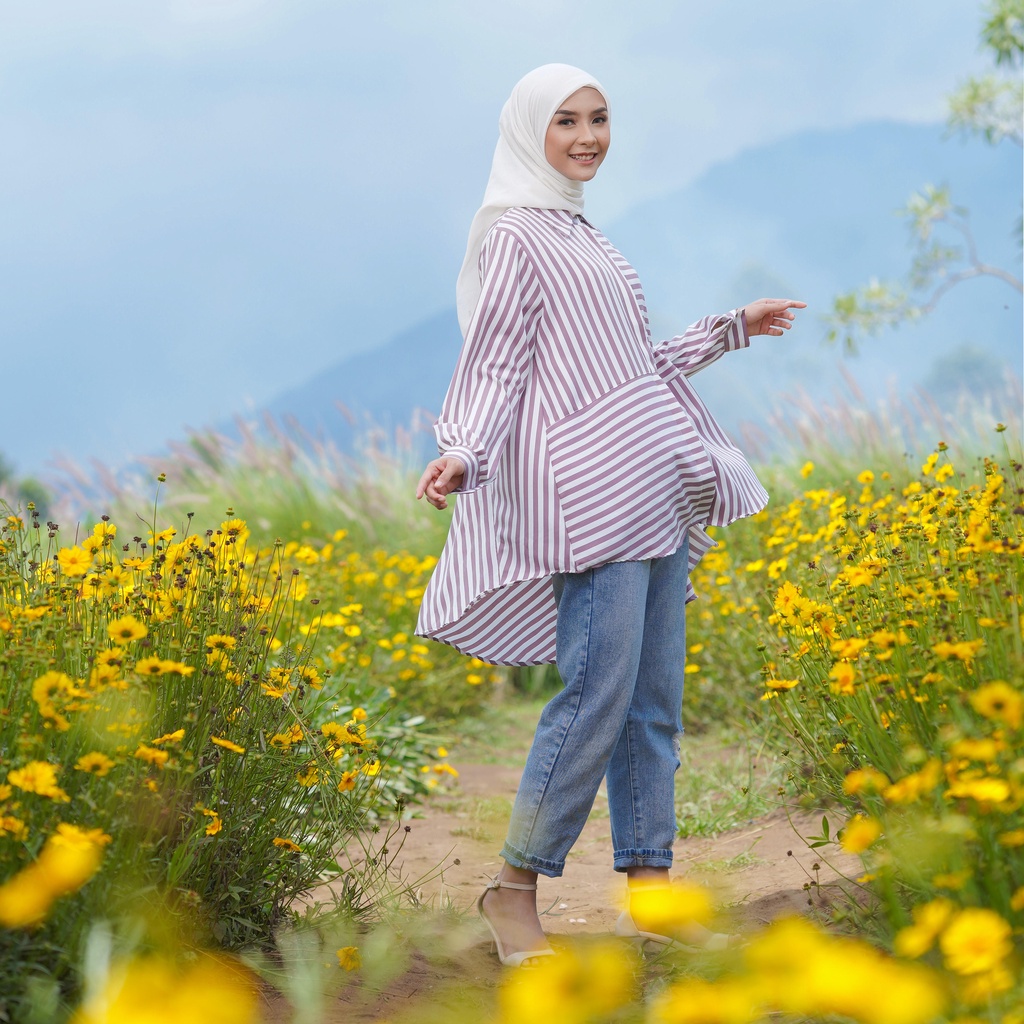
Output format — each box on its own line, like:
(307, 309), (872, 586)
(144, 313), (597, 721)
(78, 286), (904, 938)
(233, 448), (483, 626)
(499, 842), (565, 878)
(611, 847), (674, 872)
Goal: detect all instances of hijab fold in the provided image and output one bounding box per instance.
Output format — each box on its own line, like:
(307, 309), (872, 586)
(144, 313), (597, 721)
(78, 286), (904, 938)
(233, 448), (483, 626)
(456, 63), (608, 335)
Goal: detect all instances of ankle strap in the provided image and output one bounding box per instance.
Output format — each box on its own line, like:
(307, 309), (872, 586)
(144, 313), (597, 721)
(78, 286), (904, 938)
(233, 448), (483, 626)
(487, 875), (537, 891)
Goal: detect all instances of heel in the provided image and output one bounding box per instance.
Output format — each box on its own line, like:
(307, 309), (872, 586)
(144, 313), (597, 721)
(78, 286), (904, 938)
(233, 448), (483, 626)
(477, 876), (556, 968)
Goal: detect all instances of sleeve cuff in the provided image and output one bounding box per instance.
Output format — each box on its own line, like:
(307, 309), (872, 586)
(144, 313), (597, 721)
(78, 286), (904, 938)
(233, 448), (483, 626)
(441, 445), (481, 492)
(726, 308), (752, 352)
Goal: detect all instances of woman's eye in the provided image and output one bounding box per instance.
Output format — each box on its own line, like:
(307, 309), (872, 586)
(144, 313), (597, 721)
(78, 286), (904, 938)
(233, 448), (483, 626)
(558, 118), (574, 126)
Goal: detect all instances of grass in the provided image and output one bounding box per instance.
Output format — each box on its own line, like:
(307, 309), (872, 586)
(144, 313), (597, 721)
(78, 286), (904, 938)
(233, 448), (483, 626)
(676, 734), (786, 839)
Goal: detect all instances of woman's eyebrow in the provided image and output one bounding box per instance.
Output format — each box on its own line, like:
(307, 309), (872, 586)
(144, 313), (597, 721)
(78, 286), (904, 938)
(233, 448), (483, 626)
(553, 105), (608, 116)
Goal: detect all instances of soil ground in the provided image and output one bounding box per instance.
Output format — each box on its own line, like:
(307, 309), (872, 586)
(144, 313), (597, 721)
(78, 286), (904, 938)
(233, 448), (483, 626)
(261, 701), (861, 1023)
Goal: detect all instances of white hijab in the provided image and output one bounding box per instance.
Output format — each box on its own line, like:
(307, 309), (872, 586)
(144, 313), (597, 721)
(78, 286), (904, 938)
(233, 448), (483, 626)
(455, 63), (608, 336)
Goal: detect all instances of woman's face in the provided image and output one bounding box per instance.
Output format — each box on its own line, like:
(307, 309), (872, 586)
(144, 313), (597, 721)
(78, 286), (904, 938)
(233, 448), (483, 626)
(543, 86), (609, 181)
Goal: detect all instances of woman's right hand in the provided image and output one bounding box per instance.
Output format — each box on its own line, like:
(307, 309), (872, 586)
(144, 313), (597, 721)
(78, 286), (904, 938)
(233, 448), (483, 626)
(416, 456), (466, 510)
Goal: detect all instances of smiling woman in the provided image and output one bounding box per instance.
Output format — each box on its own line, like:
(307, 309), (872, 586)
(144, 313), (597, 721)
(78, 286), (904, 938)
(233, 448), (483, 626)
(412, 61), (805, 967)
(543, 88), (610, 180)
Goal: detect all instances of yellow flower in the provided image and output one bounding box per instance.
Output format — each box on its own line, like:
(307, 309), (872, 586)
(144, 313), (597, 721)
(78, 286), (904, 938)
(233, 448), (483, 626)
(217, 518), (250, 545)
(134, 656), (170, 676)
(945, 776), (1010, 807)
(31, 670), (79, 731)
(8, 761), (70, 802)
(800, 461), (814, 478)
(337, 770), (359, 792)
(351, 707), (367, 721)
(57, 546), (94, 578)
(91, 521), (117, 541)
(842, 767), (890, 796)
(498, 942), (635, 1024)
(0, 824), (108, 928)
(211, 736), (246, 755)
(764, 677), (799, 691)
(828, 661), (856, 696)
(360, 760), (381, 777)
(648, 977), (757, 1024)
(968, 681), (1022, 730)
(69, 954), (259, 1024)
(948, 737), (1002, 763)
(856, 470), (874, 484)
(205, 633), (237, 651)
(931, 639), (984, 665)
(107, 614), (147, 643)
(626, 881), (714, 934)
(957, 964), (1014, 1004)
(939, 908), (1013, 975)
(134, 745), (169, 768)
(772, 580), (801, 618)
(839, 814), (882, 854)
(745, 917), (946, 1024)
(95, 647), (126, 667)
(894, 898), (955, 958)
(270, 724), (303, 749)
(830, 637), (869, 660)
(883, 760), (942, 804)
(202, 809), (223, 836)
(75, 752), (115, 777)
(150, 729), (185, 746)
(0, 816), (29, 841)
(336, 946), (361, 971)
(298, 665), (322, 688)
(272, 838), (301, 853)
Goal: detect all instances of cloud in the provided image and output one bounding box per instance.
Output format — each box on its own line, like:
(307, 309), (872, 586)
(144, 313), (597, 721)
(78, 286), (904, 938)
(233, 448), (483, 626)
(0, 0), (1000, 473)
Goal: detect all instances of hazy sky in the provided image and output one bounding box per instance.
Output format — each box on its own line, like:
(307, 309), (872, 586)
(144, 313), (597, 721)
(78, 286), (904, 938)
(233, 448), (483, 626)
(1, 0), (998, 476)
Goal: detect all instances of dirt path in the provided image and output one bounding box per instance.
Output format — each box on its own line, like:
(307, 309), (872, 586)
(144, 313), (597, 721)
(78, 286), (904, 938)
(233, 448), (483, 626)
(262, 703), (862, 1023)
(380, 757), (859, 937)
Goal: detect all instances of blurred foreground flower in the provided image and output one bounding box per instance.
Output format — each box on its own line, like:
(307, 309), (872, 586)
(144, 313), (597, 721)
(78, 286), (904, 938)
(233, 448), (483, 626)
(648, 915), (949, 1024)
(0, 824), (110, 928)
(497, 941), (637, 1024)
(625, 880), (715, 936)
(71, 954), (259, 1024)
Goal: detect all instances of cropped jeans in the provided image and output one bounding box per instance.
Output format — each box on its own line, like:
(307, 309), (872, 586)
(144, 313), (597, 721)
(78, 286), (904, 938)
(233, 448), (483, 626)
(500, 537), (690, 877)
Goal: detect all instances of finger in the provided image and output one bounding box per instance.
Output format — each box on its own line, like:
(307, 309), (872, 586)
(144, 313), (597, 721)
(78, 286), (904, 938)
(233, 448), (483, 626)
(436, 459), (464, 491)
(415, 465), (439, 499)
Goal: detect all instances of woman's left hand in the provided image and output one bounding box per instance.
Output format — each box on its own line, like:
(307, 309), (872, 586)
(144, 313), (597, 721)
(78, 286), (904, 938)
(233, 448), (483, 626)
(740, 298), (807, 337)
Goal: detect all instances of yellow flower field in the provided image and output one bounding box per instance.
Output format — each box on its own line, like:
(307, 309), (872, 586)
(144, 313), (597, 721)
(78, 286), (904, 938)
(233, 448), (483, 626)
(1, 435), (1022, 1022)
(0, 499), (478, 1020)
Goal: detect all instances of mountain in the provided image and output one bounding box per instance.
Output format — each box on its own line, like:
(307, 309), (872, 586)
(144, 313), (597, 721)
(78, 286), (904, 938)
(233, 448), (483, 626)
(256, 121), (1022, 456)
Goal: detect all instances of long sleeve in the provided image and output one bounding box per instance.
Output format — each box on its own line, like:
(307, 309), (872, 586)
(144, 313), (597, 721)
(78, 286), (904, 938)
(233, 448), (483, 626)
(434, 228), (540, 491)
(651, 309), (750, 378)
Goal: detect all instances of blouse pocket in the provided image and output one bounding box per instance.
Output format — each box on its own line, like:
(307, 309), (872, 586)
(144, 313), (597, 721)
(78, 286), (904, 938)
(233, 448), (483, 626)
(545, 375), (716, 570)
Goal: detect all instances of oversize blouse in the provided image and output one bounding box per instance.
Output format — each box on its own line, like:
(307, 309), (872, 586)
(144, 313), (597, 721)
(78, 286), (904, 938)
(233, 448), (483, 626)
(415, 206), (768, 666)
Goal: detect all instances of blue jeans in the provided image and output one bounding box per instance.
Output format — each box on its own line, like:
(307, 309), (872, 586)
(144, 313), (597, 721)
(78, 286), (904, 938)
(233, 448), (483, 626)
(500, 538), (690, 877)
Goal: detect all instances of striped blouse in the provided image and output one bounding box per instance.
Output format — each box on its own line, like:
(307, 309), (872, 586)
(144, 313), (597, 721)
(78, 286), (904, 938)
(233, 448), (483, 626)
(415, 207), (768, 665)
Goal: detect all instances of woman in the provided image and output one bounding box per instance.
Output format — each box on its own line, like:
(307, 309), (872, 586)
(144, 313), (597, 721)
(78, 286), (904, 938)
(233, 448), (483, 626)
(415, 64), (804, 966)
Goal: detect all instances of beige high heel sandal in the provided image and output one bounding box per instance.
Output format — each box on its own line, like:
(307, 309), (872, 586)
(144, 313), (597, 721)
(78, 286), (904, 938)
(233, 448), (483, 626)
(614, 886), (740, 954)
(477, 876), (557, 968)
